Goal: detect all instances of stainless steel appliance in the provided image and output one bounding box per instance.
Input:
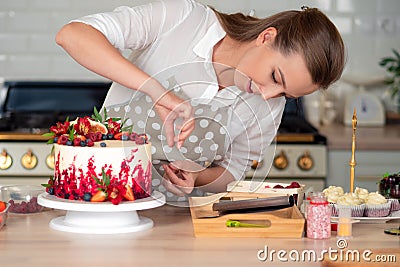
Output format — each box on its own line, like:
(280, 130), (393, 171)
(246, 99), (327, 192)
(0, 81), (110, 185)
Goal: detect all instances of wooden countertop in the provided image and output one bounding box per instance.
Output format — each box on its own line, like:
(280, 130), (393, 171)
(0, 205), (399, 267)
(319, 123), (400, 151)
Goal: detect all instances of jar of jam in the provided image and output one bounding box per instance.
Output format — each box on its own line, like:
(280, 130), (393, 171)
(307, 192), (331, 239)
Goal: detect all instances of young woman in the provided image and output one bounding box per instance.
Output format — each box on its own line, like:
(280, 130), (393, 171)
(56, 0), (345, 197)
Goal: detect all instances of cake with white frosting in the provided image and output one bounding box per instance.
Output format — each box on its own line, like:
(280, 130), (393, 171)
(43, 110), (152, 205)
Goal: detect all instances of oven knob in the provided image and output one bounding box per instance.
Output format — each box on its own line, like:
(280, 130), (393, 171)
(297, 151), (313, 171)
(251, 160), (263, 169)
(0, 149), (13, 170)
(46, 152), (55, 170)
(21, 149), (38, 169)
(273, 151), (288, 170)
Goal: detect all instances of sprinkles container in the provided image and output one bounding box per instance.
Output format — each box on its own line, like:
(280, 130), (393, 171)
(307, 192), (331, 239)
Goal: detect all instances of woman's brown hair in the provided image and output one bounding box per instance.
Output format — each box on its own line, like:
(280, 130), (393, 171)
(211, 7), (346, 90)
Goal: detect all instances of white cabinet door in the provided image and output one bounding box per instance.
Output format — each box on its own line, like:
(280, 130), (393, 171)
(327, 150), (400, 192)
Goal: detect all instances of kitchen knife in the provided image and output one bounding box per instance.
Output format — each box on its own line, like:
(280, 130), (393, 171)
(212, 195), (294, 215)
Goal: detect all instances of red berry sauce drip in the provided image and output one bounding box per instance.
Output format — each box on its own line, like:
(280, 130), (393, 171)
(52, 147), (152, 202)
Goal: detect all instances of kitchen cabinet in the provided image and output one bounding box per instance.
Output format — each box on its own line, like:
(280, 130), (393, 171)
(326, 150), (400, 192)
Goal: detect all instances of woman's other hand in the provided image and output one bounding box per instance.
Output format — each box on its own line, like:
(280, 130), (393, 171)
(162, 160), (203, 196)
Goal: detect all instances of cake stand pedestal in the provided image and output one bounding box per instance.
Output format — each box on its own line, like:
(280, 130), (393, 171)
(38, 191), (165, 234)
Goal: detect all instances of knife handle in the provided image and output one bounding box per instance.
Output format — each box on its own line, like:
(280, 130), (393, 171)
(226, 220), (271, 228)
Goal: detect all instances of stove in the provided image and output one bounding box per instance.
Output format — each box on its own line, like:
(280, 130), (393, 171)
(246, 99), (327, 192)
(0, 81), (110, 185)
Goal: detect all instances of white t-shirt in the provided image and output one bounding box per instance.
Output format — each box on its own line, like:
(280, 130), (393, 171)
(72, 0), (285, 180)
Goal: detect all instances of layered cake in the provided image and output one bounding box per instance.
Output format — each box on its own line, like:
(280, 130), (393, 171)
(43, 111), (152, 205)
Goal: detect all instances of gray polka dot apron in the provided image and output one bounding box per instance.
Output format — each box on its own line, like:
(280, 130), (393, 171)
(105, 76), (233, 203)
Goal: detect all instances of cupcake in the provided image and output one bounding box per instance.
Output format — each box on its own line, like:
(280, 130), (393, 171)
(325, 190), (343, 203)
(336, 193), (365, 217)
(388, 198), (400, 212)
(364, 192), (391, 217)
(323, 186), (344, 217)
(354, 187), (369, 202)
(323, 186), (345, 198)
(329, 203), (338, 217)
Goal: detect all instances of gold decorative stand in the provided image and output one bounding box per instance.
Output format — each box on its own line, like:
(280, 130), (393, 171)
(349, 108), (357, 193)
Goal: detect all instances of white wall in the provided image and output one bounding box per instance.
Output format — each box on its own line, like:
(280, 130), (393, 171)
(1, 0), (399, 83)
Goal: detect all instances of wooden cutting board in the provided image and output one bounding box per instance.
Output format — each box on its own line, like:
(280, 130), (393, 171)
(188, 192), (305, 238)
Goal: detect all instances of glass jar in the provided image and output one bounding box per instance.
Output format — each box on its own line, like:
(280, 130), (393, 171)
(307, 192), (331, 239)
(303, 191), (315, 219)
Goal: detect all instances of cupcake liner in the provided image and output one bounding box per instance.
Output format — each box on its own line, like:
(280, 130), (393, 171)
(329, 203), (338, 217)
(335, 204), (365, 217)
(364, 202), (391, 217)
(388, 199), (400, 212)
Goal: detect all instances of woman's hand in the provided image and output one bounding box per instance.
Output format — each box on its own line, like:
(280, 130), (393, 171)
(56, 22), (195, 148)
(151, 89), (194, 148)
(162, 160), (204, 196)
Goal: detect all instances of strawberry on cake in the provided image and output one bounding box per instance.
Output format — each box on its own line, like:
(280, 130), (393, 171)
(42, 108), (152, 205)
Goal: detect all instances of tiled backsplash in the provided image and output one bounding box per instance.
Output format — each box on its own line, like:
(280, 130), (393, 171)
(0, 0), (399, 83)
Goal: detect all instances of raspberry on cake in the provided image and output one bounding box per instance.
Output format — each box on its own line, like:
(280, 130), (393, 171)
(42, 108), (152, 205)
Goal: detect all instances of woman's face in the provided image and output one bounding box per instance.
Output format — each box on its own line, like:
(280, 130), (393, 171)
(234, 29), (319, 100)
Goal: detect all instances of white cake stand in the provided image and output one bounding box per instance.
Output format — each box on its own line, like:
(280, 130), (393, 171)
(38, 191), (165, 234)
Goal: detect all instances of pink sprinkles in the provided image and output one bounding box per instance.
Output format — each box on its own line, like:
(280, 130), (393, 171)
(307, 197), (331, 239)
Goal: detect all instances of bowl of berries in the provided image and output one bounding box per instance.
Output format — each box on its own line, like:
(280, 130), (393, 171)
(0, 201), (10, 230)
(0, 185), (45, 213)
